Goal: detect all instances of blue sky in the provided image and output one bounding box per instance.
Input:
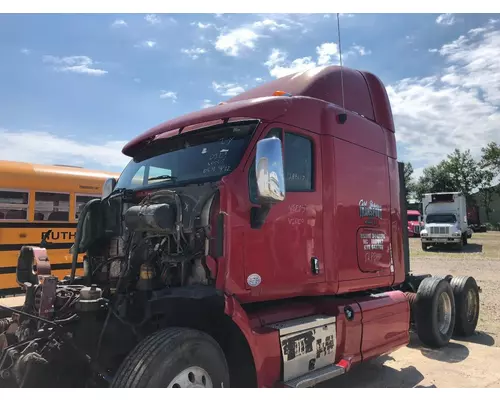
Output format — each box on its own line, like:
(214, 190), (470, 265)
(1, 13), (499, 177)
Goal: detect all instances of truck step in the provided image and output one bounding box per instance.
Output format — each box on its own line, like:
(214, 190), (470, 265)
(283, 362), (346, 388)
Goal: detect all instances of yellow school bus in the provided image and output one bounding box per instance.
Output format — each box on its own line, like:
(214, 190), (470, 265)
(0, 160), (120, 296)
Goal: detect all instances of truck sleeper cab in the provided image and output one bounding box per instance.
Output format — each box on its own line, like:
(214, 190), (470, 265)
(0, 66), (481, 388)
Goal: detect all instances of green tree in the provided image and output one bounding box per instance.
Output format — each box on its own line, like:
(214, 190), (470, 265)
(476, 169), (496, 221)
(481, 142), (500, 175)
(414, 161), (455, 201)
(444, 149), (483, 205)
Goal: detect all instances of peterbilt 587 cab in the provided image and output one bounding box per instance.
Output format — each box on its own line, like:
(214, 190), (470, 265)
(0, 65), (480, 388)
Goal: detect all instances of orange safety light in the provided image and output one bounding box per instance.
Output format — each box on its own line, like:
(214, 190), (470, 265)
(272, 90), (292, 97)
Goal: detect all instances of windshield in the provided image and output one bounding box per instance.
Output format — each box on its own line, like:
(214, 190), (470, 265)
(116, 121), (258, 190)
(407, 214), (420, 222)
(426, 213), (457, 224)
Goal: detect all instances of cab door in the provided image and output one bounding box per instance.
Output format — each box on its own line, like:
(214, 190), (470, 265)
(243, 123), (325, 298)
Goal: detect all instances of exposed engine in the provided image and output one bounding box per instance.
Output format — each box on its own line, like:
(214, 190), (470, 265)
(91, 186), (218, 293)
(0, 183), (221, 387)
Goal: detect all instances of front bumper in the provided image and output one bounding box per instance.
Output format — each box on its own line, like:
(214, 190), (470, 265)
(421, 236), (461, 244)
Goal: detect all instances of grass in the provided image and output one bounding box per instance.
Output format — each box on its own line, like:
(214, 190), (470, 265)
(409, 231), (500, 260)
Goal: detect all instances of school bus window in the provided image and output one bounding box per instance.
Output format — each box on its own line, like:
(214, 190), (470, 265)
(35, 192), (70, 222)
(0, 190), (29, 220)
(75, 195), (100, 219)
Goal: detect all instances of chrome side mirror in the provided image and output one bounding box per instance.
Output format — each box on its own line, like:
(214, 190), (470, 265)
(255, 137), (285, 204)
(102, 177), (117, 199)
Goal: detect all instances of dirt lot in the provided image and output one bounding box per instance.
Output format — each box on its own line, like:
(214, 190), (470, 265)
(320, 231), (500, 388)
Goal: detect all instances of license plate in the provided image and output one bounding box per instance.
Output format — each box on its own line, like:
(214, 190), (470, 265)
(434, 238), (447, 242)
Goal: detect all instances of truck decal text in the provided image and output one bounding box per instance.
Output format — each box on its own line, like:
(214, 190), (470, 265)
(359, 199), (382, 219)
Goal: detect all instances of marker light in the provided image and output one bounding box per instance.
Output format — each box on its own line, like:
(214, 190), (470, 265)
(272, 90), (292, 97)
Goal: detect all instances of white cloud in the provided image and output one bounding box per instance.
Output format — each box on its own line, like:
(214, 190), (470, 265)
(215, 28), (260, 57)
(202, 99), (214, 109)
(212, 82), (245, 97)
(316, 42), (339, 65)
(265, 49), (316, 78)
(252, 19), (290, 31)
(159, 90), (177, 102)
(214, 17), (292, 57)
(349, 44), (371, 57)
(43, 55), (108, 76)
(135, 40), (157, 49)
(181, 47), (208, 60)
(191, 22), (215, 29)
(265, 41), (370, 79)
(265, 42), (340, 78)
(387, 20), (500, 171)
(0, 129), (127, 170)
(111, 19), (127, 28)
(145, 14), (161, 25)
(436, 13), (456, 26)
(20, 48), (30, 55)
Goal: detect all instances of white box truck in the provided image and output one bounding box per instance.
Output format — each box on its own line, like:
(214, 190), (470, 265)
(420, 192), (471, 251)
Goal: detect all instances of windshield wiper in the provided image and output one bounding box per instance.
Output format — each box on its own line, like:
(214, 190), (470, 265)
(148, 175), (177, 182)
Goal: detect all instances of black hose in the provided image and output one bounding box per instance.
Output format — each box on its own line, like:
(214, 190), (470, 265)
(70, 198), (101, 283)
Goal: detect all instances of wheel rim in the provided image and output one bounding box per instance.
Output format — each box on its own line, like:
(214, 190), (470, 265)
(466, 288), (478, 323)
(168, 366), (213, 388)
(437, 291), (452, 335)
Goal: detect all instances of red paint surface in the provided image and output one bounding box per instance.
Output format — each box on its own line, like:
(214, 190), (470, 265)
(225, 292), (409, 387)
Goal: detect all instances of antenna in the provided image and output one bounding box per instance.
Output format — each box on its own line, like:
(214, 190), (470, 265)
(336, 13), (347, 124)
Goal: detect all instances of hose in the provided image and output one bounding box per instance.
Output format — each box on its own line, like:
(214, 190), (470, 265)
(70, 198), (101, 283)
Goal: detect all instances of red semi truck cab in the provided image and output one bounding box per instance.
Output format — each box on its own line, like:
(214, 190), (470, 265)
(0, 65), (481, 388)
(407, 210), (423, 237)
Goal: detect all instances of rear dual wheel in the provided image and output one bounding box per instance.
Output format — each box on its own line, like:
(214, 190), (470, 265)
(414, 277), (456, 348)
(450, 276), (480, 337)
(413, 276), (480, 347)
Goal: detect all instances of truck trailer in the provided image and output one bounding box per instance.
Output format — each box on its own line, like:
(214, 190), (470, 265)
(0, 66), (481, 388)
(420, 192), (471, 251)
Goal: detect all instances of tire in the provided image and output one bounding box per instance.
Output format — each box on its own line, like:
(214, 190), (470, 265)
(421, 242), (428, 251)
(433, 275), (453, 283)
(463, 234), (468, 246)
(455, 238), (463, 251)
(111, 327), (230, 388)
(450, 276), (480, 337)
(414, 277), (456, 348)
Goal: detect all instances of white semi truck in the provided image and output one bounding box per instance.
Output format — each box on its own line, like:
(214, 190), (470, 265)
(420, 192), (471, 251)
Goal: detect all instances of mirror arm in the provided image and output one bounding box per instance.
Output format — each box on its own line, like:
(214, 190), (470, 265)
(250, 204), (272, 229)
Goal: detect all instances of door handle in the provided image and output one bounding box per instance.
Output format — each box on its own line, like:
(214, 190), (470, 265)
(311, 257), (320, 275)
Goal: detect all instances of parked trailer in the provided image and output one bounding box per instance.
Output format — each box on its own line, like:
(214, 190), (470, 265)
(0, 66), (480, 388)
